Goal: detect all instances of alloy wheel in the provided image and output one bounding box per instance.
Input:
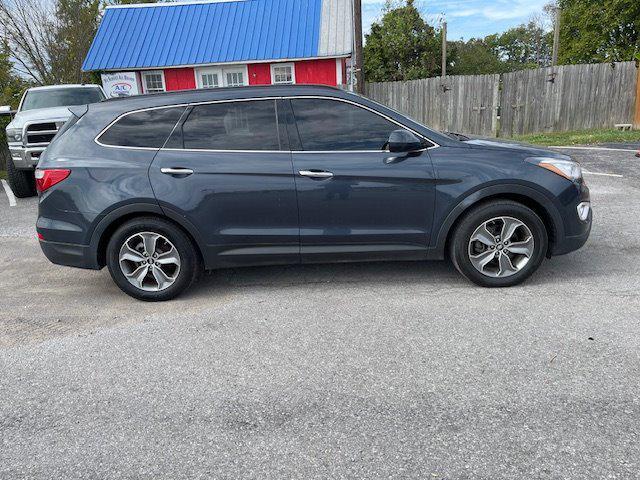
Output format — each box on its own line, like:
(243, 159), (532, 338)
(467, 216), (534, 278)
(118, 232), (181, 291)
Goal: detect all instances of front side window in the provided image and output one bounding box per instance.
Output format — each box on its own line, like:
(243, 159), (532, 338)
(98, 106), (185, 148)
(177, 100), (279, 150)
(290, 98), (400, 151)
(271, 64), (294, 85)
(143, 71), (165, 93)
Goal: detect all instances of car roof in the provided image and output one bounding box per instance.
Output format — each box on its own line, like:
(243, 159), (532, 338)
(99, 84), (353, 109)
(28, 84), (103, 91)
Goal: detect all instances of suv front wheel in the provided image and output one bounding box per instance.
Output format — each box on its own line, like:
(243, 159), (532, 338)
(449, 200), (548, 287)
(106, 217), (201, 301)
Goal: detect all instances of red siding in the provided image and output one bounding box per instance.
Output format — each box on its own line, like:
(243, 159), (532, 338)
(248, 63), (271, 85)
(294, 58), (337, 86)
(164, 67), (196, 91)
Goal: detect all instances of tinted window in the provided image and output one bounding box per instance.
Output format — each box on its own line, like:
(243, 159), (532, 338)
(178, 100), (279, 150)
(99, 107), (185, 148)
(21, 88), (104, 111)
(291, 98), (400, 151)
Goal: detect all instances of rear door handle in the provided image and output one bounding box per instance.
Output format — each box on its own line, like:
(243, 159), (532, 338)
(161, 167), (194, 176)
(299, 170), (334, 179)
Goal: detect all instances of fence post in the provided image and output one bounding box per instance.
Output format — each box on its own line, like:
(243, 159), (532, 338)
(634, 65), (640, 129)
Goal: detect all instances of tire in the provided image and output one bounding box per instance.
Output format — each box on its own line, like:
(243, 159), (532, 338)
(106, 217), (202, 301)
(6, 160), (36, 198)
(449, 200), (548, 287)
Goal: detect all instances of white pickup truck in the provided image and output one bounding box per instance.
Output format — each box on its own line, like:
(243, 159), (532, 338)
(2, 84), (106, 197)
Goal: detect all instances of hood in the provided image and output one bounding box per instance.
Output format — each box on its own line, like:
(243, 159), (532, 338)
(8, 106), (74, 129)
(464, 137), (571, 160)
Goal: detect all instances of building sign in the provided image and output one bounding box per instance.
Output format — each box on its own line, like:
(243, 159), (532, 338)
(101, 72), (140, 98)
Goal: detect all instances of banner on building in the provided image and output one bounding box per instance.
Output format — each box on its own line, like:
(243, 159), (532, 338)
(101, 72), (140, 98)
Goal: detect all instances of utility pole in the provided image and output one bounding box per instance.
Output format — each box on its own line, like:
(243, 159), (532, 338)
(441, 20), (447, 77)
(353, 0), (364, 94)
(551, 6), (561, 66)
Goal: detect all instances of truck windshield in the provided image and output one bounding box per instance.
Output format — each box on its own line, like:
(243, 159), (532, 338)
(21, 88), (104, 111)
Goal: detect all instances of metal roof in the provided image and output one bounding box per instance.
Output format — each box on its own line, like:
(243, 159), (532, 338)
(82, 0), (353, 72)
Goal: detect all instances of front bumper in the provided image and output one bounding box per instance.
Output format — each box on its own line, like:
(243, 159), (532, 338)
(9, 145), (44, 169)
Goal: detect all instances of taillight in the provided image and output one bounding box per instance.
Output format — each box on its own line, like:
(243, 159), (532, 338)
(35, 169), (71, 193)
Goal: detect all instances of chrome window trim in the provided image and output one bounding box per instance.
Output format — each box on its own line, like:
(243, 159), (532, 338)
(94, 95), (441, 152)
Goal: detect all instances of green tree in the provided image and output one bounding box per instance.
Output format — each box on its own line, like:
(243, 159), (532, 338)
(448, 37), (504, 75)
(558, 0), (640, 63)
(496, 22), (553, 69)
(364, 0), (441, 82)
(48, 0), (101, 83)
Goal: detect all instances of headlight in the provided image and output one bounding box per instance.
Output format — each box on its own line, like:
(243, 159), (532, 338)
(526, 156), (582, 182)
(6, 127), (22, 143)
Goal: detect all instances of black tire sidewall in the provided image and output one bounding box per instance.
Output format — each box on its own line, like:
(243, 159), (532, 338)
(451, 202), (548, 287)
(7, 160), (36, 198)
(106, 217), (199, 301)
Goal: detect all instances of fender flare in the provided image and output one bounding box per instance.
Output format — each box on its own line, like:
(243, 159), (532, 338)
(88, 202), (208, 268)
(432, 183), (565, 255)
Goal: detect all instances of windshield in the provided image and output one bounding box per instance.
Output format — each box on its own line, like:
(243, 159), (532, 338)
(20, 87), (104, 111)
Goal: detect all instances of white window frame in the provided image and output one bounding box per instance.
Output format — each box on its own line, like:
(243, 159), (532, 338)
(194, 65), (249, 88)
(141, 70), (166, 93)
(270, 62), (295, 85)
(195, 67), (222, 89)
(222, 66), (248, 87)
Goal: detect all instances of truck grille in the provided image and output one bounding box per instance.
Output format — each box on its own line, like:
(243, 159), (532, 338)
(25, 122), (64, 146)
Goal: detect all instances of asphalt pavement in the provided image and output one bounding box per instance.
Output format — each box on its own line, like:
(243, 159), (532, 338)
(1, 147), (639, 479)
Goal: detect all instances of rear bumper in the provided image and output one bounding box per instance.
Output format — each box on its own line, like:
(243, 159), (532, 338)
(39, 239), (101, 270)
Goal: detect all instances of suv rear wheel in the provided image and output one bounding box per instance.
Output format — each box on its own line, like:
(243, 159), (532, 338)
(7, 160), (36, 198)
(449, 200), (548, 287)
(106, 217), (201, 301)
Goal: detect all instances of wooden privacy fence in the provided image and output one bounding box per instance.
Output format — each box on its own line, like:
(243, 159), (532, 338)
(501, 62), (638, 136)
(365, 74), (500, 137)
(364, 61), (640, 137)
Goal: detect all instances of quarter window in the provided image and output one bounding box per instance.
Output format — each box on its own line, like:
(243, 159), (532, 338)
(271, 63), (294, 85)
(98, 107), (185, 148)
(177, 100), (279, 150)
(290, 98), (401, 151)
(142, 71), (165, 93)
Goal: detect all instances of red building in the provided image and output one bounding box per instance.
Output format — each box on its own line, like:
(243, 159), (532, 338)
(82, 0), (354, 96)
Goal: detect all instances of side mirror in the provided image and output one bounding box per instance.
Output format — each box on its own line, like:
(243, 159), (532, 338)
(0, 105), (15, 118)
(387, 129), (423, 153)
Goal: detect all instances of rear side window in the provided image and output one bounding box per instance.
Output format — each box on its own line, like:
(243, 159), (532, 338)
(290, 98), (399, 151)
(175, 100), (280, 151)
(98, 106), (185, 148)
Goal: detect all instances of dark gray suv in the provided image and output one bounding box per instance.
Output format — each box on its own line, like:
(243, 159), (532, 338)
(36, 85), (591, 301)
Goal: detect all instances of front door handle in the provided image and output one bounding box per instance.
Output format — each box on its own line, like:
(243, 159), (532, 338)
(299, 170), (334, 179)
(161, 167), (194, 176)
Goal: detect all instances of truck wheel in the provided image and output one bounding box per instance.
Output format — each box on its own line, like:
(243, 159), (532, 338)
(6, 160), (36, 198)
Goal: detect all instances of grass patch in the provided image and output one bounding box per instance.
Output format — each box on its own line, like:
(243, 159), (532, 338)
(0, 170), (6, 180)
(509, 129), (640, 146)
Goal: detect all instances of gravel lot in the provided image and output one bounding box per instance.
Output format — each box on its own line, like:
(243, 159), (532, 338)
(1, 147), (639, 479)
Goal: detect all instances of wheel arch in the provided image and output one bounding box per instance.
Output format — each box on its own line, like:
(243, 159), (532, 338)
(89, 203), (207, 268)
(434, 184), (563, 260)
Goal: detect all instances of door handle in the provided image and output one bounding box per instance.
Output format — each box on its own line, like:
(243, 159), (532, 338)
(299, 170), (334, 179)
(161, 167), (194, 176)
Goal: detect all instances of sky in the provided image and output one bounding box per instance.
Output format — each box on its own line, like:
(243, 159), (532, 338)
(362, 0), (551, 40)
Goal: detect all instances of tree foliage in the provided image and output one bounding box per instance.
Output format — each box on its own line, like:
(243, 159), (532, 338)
(364, 0), (441, 82)
(558, 0), (640, 63)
